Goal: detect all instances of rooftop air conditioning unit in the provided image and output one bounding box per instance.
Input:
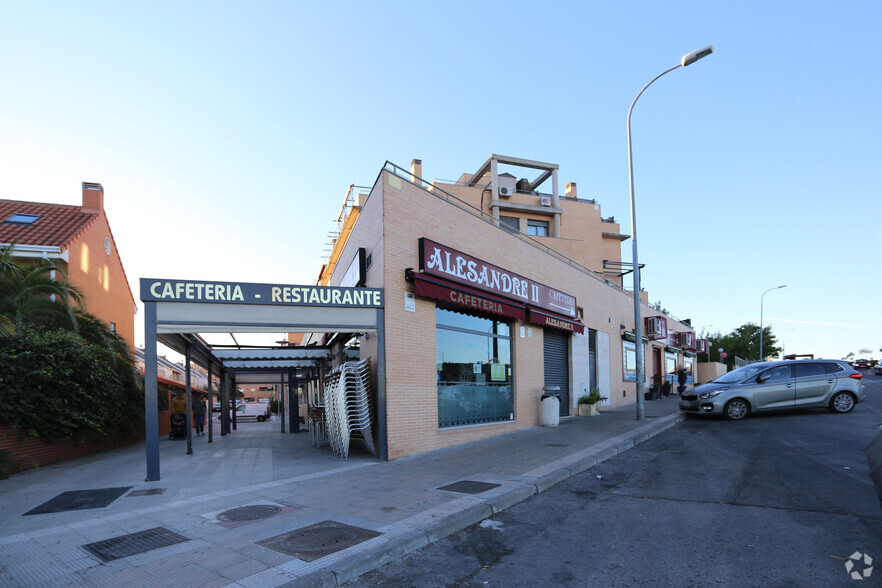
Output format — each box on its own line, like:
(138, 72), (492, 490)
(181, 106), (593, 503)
(497, 173), (516, 199)
(539, 196), (552, 207)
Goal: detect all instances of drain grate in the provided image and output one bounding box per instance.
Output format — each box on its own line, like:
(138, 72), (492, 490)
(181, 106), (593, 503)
(257, 521), (381, 562)
(544, 443), (569, 447)
(83, 527), (188, 562)
(437, 480), (501, 495)
(218, 504), (283, 522)
(127, 488), (166, 497)
(25, 487), (132, 515)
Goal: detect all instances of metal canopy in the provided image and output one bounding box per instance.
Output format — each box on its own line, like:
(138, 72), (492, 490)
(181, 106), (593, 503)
(141, 278), (386, 481)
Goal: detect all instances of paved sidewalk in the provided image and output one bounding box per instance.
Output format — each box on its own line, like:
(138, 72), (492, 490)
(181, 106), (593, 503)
(0, 398), (684, 587)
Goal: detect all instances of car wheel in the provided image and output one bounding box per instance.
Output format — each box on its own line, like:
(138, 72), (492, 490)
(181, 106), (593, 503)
(829, 391), (855, 414)
(257, 415), (266, 422)
(723, 399), (750, 421)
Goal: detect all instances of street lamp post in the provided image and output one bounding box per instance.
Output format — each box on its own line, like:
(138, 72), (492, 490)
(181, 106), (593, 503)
(759, 285), (786, 361)
(628, 45), (714, 420)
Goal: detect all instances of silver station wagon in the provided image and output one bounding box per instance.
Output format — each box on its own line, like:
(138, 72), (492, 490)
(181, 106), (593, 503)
(679, 359), (866, 421)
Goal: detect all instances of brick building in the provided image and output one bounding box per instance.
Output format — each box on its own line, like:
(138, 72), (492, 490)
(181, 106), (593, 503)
(0, 182), (136, 345)
(316, 155), (701, 460)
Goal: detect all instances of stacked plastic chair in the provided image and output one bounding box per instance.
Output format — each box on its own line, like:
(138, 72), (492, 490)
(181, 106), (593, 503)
(307, 378), (326, 449)
(324, 359), (375, 459)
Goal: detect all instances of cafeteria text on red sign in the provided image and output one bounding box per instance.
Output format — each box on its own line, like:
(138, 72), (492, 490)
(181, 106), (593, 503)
(418, 238), (577, 317)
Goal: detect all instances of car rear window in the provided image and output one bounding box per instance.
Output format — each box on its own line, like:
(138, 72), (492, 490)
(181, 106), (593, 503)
(794, 363), (827, 378)
(823, 362), (844, 374)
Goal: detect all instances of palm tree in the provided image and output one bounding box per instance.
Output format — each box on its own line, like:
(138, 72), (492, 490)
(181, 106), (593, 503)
(0, 243), (86, 338)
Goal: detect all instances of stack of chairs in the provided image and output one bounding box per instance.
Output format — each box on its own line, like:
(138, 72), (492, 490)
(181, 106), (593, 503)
(324, 359), (375, 459)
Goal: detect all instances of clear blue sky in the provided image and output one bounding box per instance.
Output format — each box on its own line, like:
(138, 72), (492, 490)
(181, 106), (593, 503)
(1, 1), (878, 361)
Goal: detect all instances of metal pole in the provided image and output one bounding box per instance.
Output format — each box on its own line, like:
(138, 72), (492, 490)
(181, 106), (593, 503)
(626, 45), (713, 419)
(220, 370), (228, 436)
(144, 301), (160, 481)
(759, 285), (786, 361)
(628, 64), (680, 421)
(207, 361), (213, 443)
(280, 371), (286, 433)
(185, 343), (193, 455)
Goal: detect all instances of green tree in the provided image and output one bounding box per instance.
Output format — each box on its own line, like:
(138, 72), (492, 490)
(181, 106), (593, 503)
(0, 243), (85, 338)
(707, 323), (780, 368)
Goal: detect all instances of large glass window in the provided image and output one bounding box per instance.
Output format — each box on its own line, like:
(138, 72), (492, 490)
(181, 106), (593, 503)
(665, 352), (678, 385)
(683, 356), (695, 383)
(623, 341), (636, 381)
(436, 308), (513, 428)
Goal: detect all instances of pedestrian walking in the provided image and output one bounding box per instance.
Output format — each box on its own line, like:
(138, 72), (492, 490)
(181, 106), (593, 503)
(677, 366), (688, 395)
(192, 395), (206, 436)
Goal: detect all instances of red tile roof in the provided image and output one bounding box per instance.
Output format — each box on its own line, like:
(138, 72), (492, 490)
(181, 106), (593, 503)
(0, 199), (98, 249)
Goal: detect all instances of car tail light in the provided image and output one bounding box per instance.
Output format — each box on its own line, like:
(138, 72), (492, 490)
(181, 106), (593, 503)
(850, 373), (863, 380)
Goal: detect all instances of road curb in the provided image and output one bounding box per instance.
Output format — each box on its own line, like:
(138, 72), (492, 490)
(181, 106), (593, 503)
(420, 502), (494, 543)
(281, 411), (687, 586)
(484, 484), (537, 514)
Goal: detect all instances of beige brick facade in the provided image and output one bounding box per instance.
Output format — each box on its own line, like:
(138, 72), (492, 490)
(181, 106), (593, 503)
(322, 158), (696, 460)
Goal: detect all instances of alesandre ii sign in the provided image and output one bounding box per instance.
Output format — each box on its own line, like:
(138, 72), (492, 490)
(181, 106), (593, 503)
(418, 238), (576, 317)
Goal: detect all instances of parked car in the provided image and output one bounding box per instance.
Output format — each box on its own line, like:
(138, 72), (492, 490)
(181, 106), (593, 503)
(875, 362), (882, 376)
(853, 359), (871, 369)
(218, 402), (271, 422)
(679, 359), (865, 421)
(213, 400), (245, 412)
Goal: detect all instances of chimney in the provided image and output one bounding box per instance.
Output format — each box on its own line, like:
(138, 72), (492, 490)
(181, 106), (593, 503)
(565, 182), (577, 199)
(410, 159), (422, 183)
(82, 182), (104, 212)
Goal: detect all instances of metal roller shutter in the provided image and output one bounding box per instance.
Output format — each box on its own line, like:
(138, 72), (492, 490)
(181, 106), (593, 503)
(543, 328), (570, 416)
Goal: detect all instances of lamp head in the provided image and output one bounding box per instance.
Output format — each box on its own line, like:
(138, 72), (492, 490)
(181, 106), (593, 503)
(681, 45), (714, 66)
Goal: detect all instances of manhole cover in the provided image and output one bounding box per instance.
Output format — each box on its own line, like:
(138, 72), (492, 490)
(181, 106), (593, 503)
(258, 521), (381, 562)
(437, 480), (501, 495)
(218, 504), (283, 522)
(83, 527), (188, 562)
(127, 488), (166, 497)
(25, 487), (132, 515)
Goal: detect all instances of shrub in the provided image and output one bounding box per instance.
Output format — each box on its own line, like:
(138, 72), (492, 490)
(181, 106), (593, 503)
(0, 328), (143, 443)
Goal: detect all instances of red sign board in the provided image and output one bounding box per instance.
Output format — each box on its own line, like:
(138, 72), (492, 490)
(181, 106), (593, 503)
(418, 238), (577, 318)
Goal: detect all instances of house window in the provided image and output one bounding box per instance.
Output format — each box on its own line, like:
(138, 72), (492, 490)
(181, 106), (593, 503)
(527, 220), (549, 237)
(436, 308), (513, 428)
(499, 216), (520, 233)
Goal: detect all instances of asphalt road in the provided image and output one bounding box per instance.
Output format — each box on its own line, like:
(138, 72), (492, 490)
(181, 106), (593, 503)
(347, 370), (882, 587)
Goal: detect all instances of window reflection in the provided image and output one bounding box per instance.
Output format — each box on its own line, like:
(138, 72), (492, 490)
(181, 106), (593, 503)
(436, 308), (513, 427)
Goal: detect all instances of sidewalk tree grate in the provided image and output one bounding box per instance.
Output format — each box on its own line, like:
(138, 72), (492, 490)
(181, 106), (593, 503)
(257, 521), (381, 562)
(437, 481), (501, 495)
(127, 488), (166, 497)
(82, 527), (188, 562)
(25, 486), (132, 515)
(218, 504), (282, 522)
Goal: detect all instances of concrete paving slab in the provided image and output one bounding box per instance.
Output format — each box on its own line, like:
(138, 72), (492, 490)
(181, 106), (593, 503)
(0, 398), (685, 586)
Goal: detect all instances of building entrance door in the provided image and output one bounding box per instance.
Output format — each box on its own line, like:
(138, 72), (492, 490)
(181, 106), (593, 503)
(544, 329), (570, 416)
